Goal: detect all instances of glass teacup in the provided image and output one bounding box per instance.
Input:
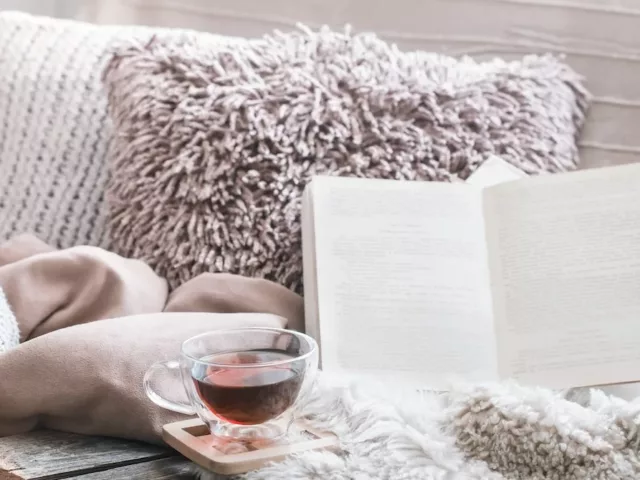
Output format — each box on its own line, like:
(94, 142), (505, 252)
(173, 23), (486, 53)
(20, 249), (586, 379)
(144, 327), (318, 442)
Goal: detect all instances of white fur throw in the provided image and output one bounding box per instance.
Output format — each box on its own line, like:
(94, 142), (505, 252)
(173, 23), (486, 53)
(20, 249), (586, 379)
(197, 378), (640, 480)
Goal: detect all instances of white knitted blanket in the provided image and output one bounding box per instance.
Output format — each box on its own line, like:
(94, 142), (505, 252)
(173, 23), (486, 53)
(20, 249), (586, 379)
(0, 288), (18, 353)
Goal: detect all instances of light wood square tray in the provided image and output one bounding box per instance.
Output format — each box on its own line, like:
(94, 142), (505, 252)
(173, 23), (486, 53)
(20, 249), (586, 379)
(163, 418), (340, 475)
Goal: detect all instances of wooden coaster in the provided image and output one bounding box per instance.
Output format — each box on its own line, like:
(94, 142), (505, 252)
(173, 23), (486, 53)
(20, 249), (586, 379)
(162, 418), (340, 475)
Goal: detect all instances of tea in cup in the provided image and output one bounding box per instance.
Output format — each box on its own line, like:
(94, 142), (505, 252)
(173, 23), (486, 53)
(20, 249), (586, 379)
(144, 328), (318, 442)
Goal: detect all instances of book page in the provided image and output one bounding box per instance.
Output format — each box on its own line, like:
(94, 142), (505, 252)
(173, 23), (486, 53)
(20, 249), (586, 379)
(309, 176), (498, 390)
(484, 163), (640, 388)
(301, 187), (321, 345)
(466, 156), (528, 187)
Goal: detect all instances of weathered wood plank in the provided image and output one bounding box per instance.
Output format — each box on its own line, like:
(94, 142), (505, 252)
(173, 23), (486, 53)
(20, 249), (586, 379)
(67, 458), (195, 480)
(0, 430), (173, 480)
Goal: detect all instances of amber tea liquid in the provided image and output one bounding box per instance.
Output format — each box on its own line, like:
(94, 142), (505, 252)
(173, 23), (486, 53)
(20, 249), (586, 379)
(192, 350), (303, 425)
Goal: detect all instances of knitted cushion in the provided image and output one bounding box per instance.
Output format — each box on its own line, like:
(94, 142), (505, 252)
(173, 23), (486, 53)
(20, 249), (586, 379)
(0, 13), (220, 248)
(0, 13), (138, 247)
(103, 28), (590, 294)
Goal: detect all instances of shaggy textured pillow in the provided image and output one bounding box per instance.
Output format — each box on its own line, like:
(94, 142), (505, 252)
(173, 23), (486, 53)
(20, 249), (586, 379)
(103, 27), (590, 293)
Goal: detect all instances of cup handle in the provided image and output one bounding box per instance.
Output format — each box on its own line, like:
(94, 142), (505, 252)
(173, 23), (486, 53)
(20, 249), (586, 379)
(143, 360), (196, 415)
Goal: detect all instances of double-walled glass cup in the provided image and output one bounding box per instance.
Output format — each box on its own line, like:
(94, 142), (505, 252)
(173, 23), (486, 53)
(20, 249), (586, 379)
(144, 328), (318, 442)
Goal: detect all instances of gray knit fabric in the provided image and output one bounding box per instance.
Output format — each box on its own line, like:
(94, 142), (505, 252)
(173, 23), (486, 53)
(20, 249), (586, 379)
(0, 288), (18, 353)
(0, 13), (214, 248)
(0, 13), (125, 247)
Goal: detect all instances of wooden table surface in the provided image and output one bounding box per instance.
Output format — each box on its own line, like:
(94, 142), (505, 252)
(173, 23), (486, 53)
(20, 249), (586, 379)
(0, 430), (196, 480)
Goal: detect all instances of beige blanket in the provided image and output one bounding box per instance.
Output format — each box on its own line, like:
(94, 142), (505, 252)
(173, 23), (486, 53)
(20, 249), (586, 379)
(0, 234), (304, 444)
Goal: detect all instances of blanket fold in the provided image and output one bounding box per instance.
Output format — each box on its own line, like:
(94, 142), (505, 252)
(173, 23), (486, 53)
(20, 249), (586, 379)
(165, 273), (305, 332)
(0, 236), (168, 340)
(0, 234), (305, 443)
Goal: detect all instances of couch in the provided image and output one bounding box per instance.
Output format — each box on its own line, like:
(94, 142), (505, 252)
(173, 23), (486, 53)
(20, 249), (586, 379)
(1, 1), (638, 248)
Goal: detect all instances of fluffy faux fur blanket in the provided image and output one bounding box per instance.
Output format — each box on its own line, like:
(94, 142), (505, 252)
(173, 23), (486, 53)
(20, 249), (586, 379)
(198, 378), (640, 480)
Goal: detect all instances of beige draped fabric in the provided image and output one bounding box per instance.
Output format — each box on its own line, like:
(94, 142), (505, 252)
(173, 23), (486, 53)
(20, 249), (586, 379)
(0, 234), (304, 443)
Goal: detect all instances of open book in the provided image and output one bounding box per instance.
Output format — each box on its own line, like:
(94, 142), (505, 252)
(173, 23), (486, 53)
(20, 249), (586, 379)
(302, 159), (640, 390)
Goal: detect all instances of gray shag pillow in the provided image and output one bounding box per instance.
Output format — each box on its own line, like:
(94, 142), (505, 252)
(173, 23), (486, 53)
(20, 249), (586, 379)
(103, 27), (590, 293)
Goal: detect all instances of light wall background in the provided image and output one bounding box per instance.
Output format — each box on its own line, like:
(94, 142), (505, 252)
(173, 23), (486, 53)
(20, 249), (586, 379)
(0, 0), (80, 17)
